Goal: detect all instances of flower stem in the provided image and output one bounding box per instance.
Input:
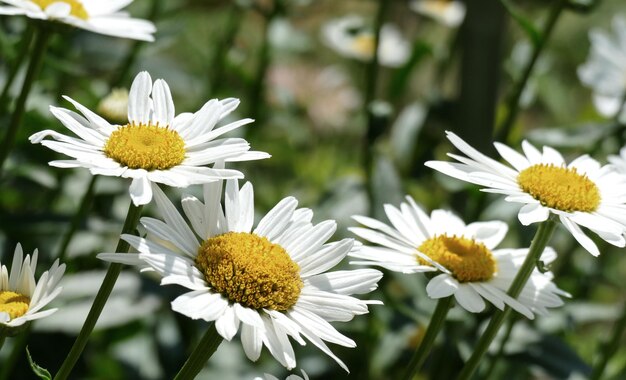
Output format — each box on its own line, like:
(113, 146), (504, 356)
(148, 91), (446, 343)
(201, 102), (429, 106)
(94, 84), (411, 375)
(0, 25), (35, 114)
(590, 301), (626, 380)
(481, 316), (516, 379)
(53, 202), (143, 380)
(403, 296), (454, 380)
(0, 334), (6, 352)
(173, 323), (223, 380)
(494, 0), (567, 144)
(56, 176), (98, 262)
(457, 219), (557, 380)
(0, 24), (51, 177)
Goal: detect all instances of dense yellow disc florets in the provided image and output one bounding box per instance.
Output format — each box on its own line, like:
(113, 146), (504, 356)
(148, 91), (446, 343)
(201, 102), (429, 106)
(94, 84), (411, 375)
(352, 34), (375, 57)
(417, 235), (496, 282)
(196, 232), (304, 311)
(517, 164), (601, 212)
(31, 0), (89, 20)
(0, 290), (30, 320)
(103, 123), (186, 171)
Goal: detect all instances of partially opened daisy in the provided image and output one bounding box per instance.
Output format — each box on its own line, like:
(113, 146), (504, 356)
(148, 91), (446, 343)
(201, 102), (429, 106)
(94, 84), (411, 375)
(0, 0), (156, 41)
(322, 15), (410, 68)
(1, 243), (66, 334)
(30, 71), (269, 206)
(410, 0), (466, 28)
(425, 131), (626, 256)
(578, 16), (626, 123)
(350, 196), (569, 318)
(98, 179), (382, 371)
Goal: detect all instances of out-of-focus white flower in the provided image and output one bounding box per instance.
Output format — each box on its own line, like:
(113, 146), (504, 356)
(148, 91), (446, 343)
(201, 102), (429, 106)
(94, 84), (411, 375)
(410, 0), (466, 28)
(0, 0), (156, 41)
(255, 369), (309, 380)
(578, 16), (626, 123)
(0, 243), (65, 333)
(322, 15), (410, 68)
(268, 64), (361, 132)
(97, 88), (129, 124)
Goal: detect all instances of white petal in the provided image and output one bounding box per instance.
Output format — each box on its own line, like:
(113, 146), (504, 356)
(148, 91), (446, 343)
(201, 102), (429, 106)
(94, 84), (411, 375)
(517, 203), (549, 225)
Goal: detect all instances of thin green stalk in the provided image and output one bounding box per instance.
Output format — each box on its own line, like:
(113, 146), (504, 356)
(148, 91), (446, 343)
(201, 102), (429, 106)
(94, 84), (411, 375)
(173, 323), (223, 380)
(0, 334), (6, 352)
(457, 219), (557, 380)
(0, 25), (35, 113)
(0, 25), (51, 177)
(363, 0), (390, 219)
(206, 2), (242, 98)
(590, 301), (626, 380)
(482, 316), (516, 379)
(494, 0), (567, 144)
(0, 325), (30, 380)
(55, 176), (98, 262)
(403, 296), (454, 380)
(53, 202), (143, 380)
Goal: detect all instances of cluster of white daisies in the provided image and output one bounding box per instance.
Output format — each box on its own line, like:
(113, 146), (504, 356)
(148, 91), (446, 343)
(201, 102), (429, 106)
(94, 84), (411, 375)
(3, 0), (626, 379)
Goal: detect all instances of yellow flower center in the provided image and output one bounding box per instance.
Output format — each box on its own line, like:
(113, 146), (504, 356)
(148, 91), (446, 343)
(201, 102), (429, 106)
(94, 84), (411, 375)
(31, 0), (89, 20)
(196, 232), (304, 311)
(417, 235), (496, 282)
(0, 290), (30, 320)
(517, 164), (601, 212)
(103, 123), (186, 171)
(351, 34), (375, 57)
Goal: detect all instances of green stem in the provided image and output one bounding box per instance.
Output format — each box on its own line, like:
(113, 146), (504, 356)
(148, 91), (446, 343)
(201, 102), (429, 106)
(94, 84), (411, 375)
(56, 176), (98, 262)
(0, 25), (51, 177)
(457, 219), (557, 380)
(53, 202), (143, 380)
(0, 334), (6, 352)
(0, 325), (30, 380)
(494, 0), (567, 144)
(0, 25), (34, 114)
(482, 316), (516, 379)
(590, 301), (626, 380)
(363, 0), (390, 218)
(403, 296), (454, 380)
(173, 323), (223, 380)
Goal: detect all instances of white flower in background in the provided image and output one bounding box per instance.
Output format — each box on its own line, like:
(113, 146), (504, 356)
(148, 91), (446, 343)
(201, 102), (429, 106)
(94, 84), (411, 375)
(30, 71), (269, 206)
(255, 369), (309, 380)
(410, 0), (466, 28)
(98, 179), (382, 371)
(0, 0), (156, 41)
(425, 131), (626, 256)
(97, 88), (129, 124)
(0, 244), (65, 330)
(322, 15), (410, 68)
(350, 197), (569, 318)
(578, 16), (626, 123)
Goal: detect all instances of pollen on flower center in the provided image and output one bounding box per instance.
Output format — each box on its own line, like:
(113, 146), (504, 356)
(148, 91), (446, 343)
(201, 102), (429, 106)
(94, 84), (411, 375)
(195, 232), (304, 311)
(352, 34), (375, 56)
(31, 0), (89, 20)
(517, 164), (601, 212)
(103, 123), (186, 171)
(0, 290), (30, 320)
(417, 235), (496, 282)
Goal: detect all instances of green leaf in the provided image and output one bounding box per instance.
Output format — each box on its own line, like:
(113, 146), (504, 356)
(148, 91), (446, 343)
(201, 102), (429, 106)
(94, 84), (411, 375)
(500, 0), (541, 47)
(26, 347), (52, 380)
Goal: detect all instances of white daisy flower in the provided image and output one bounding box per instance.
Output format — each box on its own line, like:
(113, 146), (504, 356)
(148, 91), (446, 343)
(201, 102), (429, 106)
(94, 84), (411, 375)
(255, 369), (308, 380)
(578, 16), (626, 123)
(322, 15), (410, 68)
(425, 131), (626, 256)
(30, 71), (270, 206)
(410, 0), (466, 28)
(350, 197), (569, 319)
(98, 179), (382, 372)
(0, 243), (66, 332)
(0, 0), (156, 41)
